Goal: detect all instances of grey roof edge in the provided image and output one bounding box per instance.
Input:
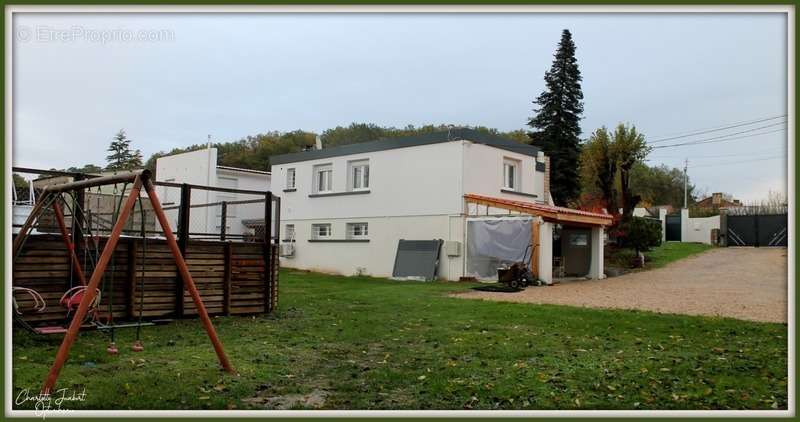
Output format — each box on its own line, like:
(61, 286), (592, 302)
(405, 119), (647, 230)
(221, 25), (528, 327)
(270, 129), (540, 166)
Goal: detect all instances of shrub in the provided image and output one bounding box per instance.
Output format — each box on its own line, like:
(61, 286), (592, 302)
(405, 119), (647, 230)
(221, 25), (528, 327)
(614, 217), (662, 253)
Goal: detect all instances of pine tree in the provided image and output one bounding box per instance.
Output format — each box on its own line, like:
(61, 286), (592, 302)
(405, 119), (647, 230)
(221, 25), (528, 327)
(106, 129), (143, 171)
(527, 29), (584, 206)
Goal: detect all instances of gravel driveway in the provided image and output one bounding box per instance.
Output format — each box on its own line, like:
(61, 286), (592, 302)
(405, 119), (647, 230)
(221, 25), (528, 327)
(455, 247), (788, 323)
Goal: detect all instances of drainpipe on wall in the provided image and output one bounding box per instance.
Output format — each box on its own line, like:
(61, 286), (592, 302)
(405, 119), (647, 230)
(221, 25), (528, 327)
(206, 135), (214, 232)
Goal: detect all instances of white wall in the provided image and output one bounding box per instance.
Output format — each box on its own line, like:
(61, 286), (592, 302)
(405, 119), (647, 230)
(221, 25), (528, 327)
(462, 142), (545, 203)
(683, 215), (721, 244)
(213, 168), (271, 236)
(658, 208), (668, 242)
(589, 226), (605, 279)
(275, 139), (548, 280)
(155, 148), (271, 237)
(156, 148), (216, 232)
(282, 215), (464, 280)
(538, 220), (553, 285)
(275, 141), (465, 221)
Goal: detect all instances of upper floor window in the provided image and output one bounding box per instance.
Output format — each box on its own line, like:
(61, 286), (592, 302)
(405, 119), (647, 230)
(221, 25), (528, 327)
(313, 164), (333, 193)
(285, 224), (295, 240)
(286, 168), (296, 189)
(349, 160), (370, 191)
(503, 158), (519, 191)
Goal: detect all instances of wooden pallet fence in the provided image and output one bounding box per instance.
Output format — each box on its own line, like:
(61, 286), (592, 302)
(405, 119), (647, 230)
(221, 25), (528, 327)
(13, 234), (279, 325)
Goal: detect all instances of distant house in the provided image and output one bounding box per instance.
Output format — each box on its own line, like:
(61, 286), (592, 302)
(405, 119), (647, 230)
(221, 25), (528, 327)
(695, 192), (741, 210)
(155, 148), (271, 240)
(270, 129), (612, 283)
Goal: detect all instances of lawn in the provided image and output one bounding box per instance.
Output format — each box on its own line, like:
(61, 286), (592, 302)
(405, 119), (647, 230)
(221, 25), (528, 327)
(13, 269), (787, 410)
(644, 242), (714, 268)
(607, 242), (713, 272)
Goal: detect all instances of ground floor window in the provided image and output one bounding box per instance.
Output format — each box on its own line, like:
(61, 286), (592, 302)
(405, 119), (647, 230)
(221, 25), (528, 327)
(312, 223), (332, 239)
(346, 222), (369, 239)
(285, 224), (295, 240)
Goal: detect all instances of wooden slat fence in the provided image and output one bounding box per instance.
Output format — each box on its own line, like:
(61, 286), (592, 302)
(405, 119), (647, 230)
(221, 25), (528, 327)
(12, 234), (279, 325)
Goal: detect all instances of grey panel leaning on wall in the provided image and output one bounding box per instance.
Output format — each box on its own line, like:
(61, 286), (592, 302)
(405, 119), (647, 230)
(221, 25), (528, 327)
(392, 239), (444, 281)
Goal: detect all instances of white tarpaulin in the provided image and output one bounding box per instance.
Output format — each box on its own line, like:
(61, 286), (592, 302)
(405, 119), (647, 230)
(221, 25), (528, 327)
(466, 218), (532, 280)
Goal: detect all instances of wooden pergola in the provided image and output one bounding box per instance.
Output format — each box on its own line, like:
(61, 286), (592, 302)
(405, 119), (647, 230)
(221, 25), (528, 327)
(464, 193), (613, 280)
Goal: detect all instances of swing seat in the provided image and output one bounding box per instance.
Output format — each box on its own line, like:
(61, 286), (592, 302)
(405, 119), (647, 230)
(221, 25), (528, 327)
(34, 326), (68, 335)
(60, 290), (84, 310)
(32, 324), (96, 335)
(59, 286), (101, 314)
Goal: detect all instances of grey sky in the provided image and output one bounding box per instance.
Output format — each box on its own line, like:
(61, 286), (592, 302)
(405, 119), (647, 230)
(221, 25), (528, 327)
(12, 12), (787, 202)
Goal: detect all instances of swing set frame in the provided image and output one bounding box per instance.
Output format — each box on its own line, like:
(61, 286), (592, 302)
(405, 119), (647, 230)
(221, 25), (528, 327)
(13, 170), (236, 395)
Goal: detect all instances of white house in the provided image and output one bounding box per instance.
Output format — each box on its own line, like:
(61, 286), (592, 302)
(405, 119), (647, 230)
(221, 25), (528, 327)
(155, 148), (271, 239)
(271, 129), (612, 283)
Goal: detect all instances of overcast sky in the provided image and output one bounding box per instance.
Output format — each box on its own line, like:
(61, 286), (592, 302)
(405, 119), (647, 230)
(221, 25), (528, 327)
(12, 12), (788, 202)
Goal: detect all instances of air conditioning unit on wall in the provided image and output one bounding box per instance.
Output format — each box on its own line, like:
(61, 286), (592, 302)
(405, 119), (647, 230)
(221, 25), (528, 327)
(444, 241), (461, 257)
(279, 243), (295, 258)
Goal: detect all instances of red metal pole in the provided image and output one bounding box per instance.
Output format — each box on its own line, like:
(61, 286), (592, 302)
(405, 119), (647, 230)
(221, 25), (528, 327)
(41, 177), (143, 395)
(51, 199), (88, 286)
(143, 179), (236, 374)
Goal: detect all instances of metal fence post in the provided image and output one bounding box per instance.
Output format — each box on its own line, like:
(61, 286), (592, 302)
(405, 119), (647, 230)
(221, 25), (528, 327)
(220, 201), (227, 241)
(175, 183), (191, 318)
(263, 192), (272, 313)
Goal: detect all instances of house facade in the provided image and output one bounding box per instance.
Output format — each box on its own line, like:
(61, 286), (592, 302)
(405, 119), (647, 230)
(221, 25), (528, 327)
(271, 129), (611, 283)
(155, 148), (271, 239)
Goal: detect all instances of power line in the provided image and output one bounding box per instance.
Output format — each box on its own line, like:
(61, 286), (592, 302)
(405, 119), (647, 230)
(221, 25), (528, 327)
(651, 146), (784, 159)
(689, 155), (784, 168)
(651, 125), (786, 149)
(647, 114), (786, 140)
(647, 114), (787, 143)
(650, 149), (785, 161)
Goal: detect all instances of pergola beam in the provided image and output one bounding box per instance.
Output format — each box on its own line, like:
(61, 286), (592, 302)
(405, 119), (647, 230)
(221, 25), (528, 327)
(464, 196), (612, 226)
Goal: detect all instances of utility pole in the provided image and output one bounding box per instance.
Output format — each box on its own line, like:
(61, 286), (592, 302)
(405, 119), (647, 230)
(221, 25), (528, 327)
(683, 158), (688, 209)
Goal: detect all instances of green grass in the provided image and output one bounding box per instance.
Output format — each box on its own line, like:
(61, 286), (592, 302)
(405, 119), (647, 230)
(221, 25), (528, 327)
(13, 269), (786, 410)
(608, 242), (714, 272)
(644, 242), (714, 268)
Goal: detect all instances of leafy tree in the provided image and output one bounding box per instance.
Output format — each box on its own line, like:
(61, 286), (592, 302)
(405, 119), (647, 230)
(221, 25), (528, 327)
(66, 163), (104, 174)
(106, 129), (143, 171)
(611, 124), (650, 218)
(630, 163), (696, 209)
(580, 127), (616, 213)
(13, 173), (28, 188)
(527, 29), (584, 206)
(143, 124), (531, 175)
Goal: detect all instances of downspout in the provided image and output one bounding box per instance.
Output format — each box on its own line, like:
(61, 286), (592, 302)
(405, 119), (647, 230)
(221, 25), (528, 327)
(460, 141), (467, 279)
(206, 135), (213, 233)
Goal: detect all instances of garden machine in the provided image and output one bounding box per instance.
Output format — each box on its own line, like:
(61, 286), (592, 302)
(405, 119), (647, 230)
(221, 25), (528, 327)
(497, 244), (541, 289)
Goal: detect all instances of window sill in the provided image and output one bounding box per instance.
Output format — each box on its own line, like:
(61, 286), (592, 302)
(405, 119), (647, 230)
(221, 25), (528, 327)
(281, 239), (296, 243)
(308, 239), (370, 243)
(501, 188), (538, 199)
(283, 188), (297, 192)
(309, 190), (371, 198)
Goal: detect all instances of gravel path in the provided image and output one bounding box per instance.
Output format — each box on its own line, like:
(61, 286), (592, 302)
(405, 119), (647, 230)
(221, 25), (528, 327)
(454, 247), (788, 323)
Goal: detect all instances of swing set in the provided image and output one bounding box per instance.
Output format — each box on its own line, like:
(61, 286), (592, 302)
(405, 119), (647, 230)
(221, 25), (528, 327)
(13, 170), (235, 395)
